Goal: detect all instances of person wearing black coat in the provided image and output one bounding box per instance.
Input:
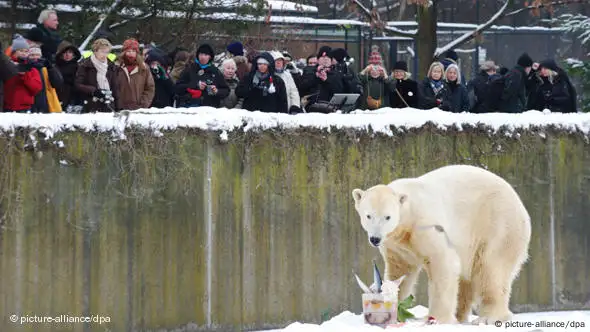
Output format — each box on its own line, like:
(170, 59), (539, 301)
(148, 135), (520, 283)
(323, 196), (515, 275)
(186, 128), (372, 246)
(389, 61), (418, 108)
(0, 41), (19, 112)
(499, 53), (533, 113)
(330, 48), (363, 96)
(467, 61), (501, 113)
(235, 52), (289, 114)
(418, 61), (451, 111)
(529, 59), (577, 113)
(444, 64), (470, 113)
(175, 44), (229, 108)
(55, 40), (82, 109)
(300, 46), (345, 112)
(26, 9), (62, 61)
(146, 49), (175, 108)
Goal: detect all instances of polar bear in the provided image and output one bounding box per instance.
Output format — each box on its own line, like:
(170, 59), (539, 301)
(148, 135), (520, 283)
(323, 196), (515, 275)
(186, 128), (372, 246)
(351, 164), (531, 325)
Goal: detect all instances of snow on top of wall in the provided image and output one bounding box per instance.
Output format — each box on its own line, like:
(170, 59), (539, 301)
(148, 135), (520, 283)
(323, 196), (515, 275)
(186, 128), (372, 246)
(260, 304), (590, 332)
(1, 108), (590, 141)
(386, 21), (565, 32)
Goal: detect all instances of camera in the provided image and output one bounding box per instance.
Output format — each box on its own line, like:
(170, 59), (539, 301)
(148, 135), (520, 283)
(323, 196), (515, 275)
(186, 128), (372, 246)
(92, 89), (115, 104)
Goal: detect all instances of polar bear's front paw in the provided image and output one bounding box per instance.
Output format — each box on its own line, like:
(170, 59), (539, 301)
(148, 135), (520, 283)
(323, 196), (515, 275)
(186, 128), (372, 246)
(471, 312), (513, 325)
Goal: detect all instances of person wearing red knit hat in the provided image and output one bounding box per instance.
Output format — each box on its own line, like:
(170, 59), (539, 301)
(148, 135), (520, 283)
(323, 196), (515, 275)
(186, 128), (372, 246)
(114, 38), (155, 110)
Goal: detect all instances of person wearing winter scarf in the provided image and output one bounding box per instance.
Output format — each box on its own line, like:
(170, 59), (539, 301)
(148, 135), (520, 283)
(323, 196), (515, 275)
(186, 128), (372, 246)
(235, 52), (288, 113)
(252, 57), (276, 96)
(220, 58), (241, 108)
(91, 52), (110, 91)
(419, 61), (450, 110)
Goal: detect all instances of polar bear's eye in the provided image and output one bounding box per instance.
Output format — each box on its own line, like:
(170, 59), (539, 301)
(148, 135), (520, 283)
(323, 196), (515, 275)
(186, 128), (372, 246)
(385, 216), (391, 221)
(366, 215), (371, 219)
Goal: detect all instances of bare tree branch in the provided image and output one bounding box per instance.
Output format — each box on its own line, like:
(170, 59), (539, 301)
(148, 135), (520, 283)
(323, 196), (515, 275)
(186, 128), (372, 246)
(434, 0), (514, 58)
(109, 12), (155, 30)
(352, 0), (416, 38)
(505, 0), (590, 18)
(78, 0), (125, 52)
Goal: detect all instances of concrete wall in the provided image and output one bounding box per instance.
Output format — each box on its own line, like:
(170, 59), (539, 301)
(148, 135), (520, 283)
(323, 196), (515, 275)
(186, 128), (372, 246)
(0, 128), (588, 331)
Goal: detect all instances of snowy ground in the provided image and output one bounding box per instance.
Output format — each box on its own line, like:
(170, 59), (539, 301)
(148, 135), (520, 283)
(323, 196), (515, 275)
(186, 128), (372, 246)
(257, 305), (590, 332)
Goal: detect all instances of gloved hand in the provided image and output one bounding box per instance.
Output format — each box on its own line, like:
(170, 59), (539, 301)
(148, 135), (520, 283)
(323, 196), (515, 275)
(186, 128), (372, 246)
(288, 105), (302, 114)
(187, 88), (202, 99)
(17, 62), (33, 72)
(93, 89), (105, 99)
(30, 59), (44, 69)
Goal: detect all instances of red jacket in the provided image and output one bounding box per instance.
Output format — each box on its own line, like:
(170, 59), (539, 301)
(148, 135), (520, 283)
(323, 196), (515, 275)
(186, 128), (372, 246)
(3, 62), (43, 111)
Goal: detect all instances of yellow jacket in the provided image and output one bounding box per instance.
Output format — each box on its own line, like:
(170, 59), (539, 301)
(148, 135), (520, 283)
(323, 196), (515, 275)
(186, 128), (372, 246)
(81, 50), (117, 62)
(41, 67), (62, 113)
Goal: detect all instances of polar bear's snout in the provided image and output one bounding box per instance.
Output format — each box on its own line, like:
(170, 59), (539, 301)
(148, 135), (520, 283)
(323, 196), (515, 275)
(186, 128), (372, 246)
(369, 236), (381, 247)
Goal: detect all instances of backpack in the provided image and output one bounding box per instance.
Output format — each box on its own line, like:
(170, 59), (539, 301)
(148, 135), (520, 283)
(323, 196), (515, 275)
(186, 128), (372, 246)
(486, 73), (508, 111)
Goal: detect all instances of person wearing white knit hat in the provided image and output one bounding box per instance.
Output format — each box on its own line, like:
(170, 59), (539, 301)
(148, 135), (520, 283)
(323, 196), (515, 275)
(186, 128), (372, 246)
(271, 51), (301, 113)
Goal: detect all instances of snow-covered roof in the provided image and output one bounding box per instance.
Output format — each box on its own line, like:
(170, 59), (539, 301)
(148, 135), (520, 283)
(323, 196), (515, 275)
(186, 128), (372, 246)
(1, 108), (589, 141)
(387, 21), (566, 32)
(0, 1), (318, 14)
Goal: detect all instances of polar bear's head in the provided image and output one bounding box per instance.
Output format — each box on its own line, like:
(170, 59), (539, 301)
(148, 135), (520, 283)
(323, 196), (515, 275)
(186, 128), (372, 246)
(352, 185), (407, 248)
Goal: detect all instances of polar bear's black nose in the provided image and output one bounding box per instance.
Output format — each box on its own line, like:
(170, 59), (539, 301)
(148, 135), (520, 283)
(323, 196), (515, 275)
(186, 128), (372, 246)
(369, 236), (381, 247)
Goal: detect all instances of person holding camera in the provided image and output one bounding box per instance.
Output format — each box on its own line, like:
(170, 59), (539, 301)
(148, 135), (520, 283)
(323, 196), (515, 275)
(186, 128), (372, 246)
(146, 49), (174, 108)
(175, 43), (229, 108)
(75, 38), (119, 113)
(299, 46), (344, 113)
(529, 59), (577, 113)
(3, 35), (43, 113)
(0, 40), (20, 112)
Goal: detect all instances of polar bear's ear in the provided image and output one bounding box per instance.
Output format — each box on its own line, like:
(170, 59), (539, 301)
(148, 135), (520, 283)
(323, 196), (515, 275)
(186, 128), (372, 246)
(352, 189), (364, 203)
(399, 194), (407, 204)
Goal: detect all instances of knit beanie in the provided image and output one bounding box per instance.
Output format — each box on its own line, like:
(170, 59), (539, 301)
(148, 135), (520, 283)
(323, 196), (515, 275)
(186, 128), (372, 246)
(368, 45), (383, 66)
(317, 46), (332, 59)
(444, 49), (458, 62)
(226, 41), (244, 56)
(196, 43), (215, 59)
(517, 53), (533, 68)
(11, 34), (29, 52)
(122, 38), (140, 53)
(539, 59), (559, 72)
(329, 48), (348, 63)
(29, 46), (42, 56)
(393, 61), (408, 72)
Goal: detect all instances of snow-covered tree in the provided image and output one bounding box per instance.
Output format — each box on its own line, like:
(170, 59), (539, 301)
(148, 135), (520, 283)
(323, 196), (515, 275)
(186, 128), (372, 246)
(1, 0), (265, 51)
(351, 0), (590, 77)
(553, 13), (590, 112)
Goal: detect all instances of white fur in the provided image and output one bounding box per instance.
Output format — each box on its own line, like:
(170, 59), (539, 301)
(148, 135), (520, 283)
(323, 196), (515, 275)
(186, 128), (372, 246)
(352, 164), (532, 325)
